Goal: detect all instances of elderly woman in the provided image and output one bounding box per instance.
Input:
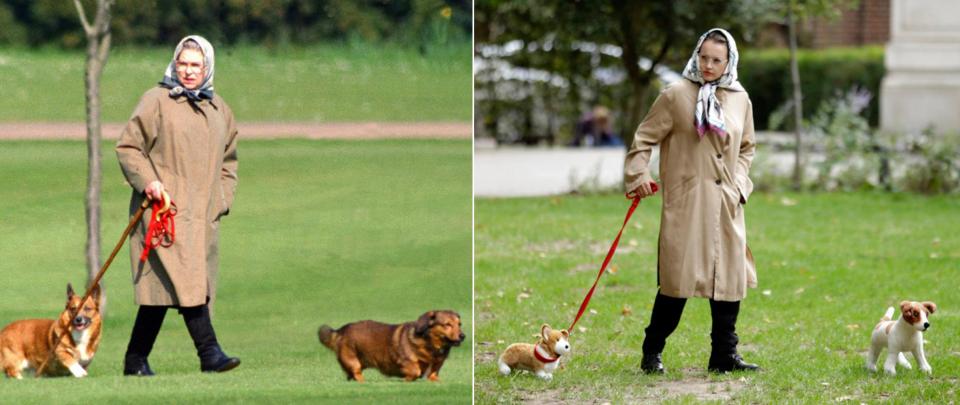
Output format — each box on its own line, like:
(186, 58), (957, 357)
(116, 35), (240, 375)
(624, 28), (758, 374)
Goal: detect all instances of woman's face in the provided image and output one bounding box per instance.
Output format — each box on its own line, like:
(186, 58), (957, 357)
(698, 39), (728, 83)
(175, 48), (205, 90)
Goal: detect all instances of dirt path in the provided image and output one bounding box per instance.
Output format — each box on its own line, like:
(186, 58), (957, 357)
(0, 122), (471, 140)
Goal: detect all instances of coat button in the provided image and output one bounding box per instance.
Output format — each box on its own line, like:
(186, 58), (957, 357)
(716, 153), (722, 159)
(715, 179), (722, 185)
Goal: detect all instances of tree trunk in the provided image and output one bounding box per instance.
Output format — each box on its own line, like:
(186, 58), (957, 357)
(76, 0), (113, 311)
(787, 5), (804, 190)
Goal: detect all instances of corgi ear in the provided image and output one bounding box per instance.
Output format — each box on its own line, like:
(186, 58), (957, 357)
(90, 284), (101, 302)
(922, 301), (937, 314)
(560, 329), (569, 338)
(541, 324), (552, 340)
(67, 283), (75, 299)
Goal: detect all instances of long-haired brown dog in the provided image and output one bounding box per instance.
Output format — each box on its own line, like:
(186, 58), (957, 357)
(317, 310), (464, 382)
(0, 284), (102, 379)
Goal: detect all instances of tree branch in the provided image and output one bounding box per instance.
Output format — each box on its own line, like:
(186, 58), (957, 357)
(73, 0), (94, 36)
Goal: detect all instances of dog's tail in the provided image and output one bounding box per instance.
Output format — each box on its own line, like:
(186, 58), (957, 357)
(881, 307), (895, 322)
(317, 324), (339, 351)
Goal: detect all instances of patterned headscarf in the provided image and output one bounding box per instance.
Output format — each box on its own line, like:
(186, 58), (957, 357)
(159, 35), (215, 102)
(681, 28), (744, 137)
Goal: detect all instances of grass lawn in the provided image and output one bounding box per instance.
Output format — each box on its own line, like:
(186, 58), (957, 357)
(0, 139), (472, 403)
(475, 193), (959, 403)
(0, 43), (471, 122)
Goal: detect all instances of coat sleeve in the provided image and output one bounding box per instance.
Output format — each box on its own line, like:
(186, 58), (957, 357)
(624, 89), (674, 193)
(116, 92), (161, 193)
(220, 106), (239, 215)
(735, 99), (756, 204)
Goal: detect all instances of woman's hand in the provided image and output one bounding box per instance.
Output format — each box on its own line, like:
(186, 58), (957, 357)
(626, 182), (659, 199)
(145, 181), (165, 201)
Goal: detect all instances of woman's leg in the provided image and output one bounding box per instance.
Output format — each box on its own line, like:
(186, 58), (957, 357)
(124, 305), (167, 376)
(180, 304), (241, 373)
(641, 291), (687, 373)
(708, 299), (759, 372)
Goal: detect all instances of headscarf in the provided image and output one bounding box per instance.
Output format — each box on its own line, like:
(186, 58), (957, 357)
(159, 35), (215, 102)
(681, 28), (744, 137)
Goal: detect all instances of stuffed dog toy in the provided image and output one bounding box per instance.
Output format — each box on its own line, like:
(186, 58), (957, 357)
(866, 300), (937, 375)
(498, 324), (570, 380)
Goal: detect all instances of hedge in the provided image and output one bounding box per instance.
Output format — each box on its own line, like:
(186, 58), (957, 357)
(739, 46), (885, 130)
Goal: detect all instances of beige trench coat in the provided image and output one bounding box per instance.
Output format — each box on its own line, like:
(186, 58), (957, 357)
(624, 79), (756, 302)
(116, 86), (239, 307)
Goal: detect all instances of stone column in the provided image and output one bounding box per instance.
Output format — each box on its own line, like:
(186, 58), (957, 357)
(881, 0), (960, 134)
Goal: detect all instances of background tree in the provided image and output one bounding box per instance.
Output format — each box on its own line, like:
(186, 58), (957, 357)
(74, 0), (114, 309)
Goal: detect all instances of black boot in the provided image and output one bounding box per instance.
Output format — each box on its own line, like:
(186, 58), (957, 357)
(640, 292), (686, 374)
(181, 305), (241, 373)
(124, 305), (167, 376)
(707, 299), (759, 373)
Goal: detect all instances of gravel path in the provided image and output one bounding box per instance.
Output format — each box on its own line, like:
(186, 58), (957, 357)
(0, 122), (471, 140)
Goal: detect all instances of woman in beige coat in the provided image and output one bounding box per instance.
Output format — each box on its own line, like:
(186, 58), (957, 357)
(116, 35), (240, 375)
(624, 28), (758, 374)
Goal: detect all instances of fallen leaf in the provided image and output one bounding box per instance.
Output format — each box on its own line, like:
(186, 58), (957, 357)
(497, 340), (504, 344)
(929, 252), (940, 259)
(578, 326), (587, 333)
(539, 252), (547, 258)
(589, 309), (598, 315)
(622, 305), (633, 316)
(628, 238), (638, 247)
(794, 288), (805, 295)
(932, 237), (941, 246)
(632, 223), (644, 230)
(762, 290), (772, 296)
(608, 263), (619, 274)
(824, 295), (834, 302)
(781, 197), (797, 206)
(846, 324), (860, 331)
(516, 292), (530, 303)
(821, 382), (830, 386)
(496, 290), (504, 298)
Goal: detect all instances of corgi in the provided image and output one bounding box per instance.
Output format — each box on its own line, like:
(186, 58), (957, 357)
(498, 324), (570, 380)
(0, 284), (102, 379)
(866, 300), (936, 375)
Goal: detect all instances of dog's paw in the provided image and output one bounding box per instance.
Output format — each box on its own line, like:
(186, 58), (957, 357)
(883, 367), (897, 376)
(920, 365), (932, 374)
(68, 363), (88, 378)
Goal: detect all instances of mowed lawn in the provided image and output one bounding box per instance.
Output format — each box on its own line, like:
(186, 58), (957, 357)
(475, 193), (959, 403)
(0, 139), (472, 403)
(0, 44), (472, 122)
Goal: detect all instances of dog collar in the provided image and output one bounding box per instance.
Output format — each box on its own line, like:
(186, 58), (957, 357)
(534, 345), (559, 364)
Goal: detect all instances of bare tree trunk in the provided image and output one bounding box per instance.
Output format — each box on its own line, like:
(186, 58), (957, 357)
(75, 0), (113, 311)
(615, 0), (672, 148)
(787, 4), (804, 190)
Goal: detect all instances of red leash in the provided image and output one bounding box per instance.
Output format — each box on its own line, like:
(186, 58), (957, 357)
(140, 192), (177, 262)
(568, 183), (658, 332)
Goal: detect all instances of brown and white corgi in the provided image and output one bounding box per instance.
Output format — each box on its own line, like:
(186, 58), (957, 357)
(0, 284), (102, 379)
(498, 324), (570, 380)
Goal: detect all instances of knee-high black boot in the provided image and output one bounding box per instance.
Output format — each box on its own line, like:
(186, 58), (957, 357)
(707, 299), (759, 372)
(124, 305), (167, 376)
(640, 292), (687, 374)
(180, 304), (241, 373)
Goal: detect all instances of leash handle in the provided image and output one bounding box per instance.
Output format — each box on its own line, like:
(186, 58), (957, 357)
(140, 192), (177, 262)
(568, 183), (658, 333)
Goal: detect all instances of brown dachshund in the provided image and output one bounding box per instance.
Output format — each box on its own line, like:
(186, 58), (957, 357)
(317, 310), (464, 382)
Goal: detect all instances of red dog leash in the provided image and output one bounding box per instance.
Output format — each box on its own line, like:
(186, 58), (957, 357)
(140, 191), (177, 262)
(568, 183), (658, 333)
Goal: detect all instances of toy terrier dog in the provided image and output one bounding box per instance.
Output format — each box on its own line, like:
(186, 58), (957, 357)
(866, 300), (936, 375)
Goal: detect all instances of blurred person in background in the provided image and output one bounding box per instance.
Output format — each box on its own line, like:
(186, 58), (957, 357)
(569, 105), (623, 147)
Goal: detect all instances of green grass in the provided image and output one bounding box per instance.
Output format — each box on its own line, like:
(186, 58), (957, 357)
(0, 43), (471, 122)
(475, 193), (960, 403)
(0, 139), (472, 403)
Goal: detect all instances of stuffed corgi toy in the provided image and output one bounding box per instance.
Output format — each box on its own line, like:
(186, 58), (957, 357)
(498, 324), (570, 380)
